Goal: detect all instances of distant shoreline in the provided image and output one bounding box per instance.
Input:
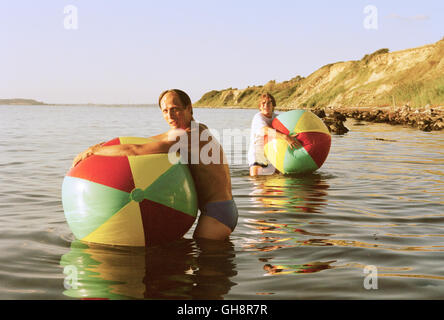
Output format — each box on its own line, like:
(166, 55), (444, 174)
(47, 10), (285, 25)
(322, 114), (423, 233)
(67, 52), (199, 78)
(46, 104), (157, 107)
(0, 99), (157, 107)
(0, 99), (46, 105)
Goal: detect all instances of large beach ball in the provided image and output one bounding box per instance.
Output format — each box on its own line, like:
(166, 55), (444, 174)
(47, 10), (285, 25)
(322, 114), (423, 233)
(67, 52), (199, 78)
(264, 110), (331, 174)
(62, 137), (198, 247)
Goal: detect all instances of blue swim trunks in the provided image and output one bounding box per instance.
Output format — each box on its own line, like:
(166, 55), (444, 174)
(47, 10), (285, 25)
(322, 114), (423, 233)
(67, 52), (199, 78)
(201, 200), (238, 231)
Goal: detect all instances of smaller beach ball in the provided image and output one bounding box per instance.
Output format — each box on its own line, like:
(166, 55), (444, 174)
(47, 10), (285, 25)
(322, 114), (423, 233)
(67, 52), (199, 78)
(62, 137), (198, 246)
(264, 110), (331, 174)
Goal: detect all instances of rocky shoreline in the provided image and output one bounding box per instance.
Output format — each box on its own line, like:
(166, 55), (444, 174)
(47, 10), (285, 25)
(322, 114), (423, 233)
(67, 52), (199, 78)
(310, 105), (444, 134)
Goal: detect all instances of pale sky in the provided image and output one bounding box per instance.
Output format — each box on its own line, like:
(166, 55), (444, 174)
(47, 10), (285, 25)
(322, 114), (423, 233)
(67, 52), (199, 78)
(1, 0), (443, 104)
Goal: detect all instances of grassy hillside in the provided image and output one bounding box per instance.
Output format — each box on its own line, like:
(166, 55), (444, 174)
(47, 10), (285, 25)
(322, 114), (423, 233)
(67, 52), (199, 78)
(195, 38), (444, 109)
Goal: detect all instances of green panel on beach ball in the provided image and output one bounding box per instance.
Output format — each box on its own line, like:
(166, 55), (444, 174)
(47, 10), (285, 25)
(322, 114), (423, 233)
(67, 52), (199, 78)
(62, 176), (131, 239)
(143, 163), (198, 218)
(276, 109), (306, 134)
(283, 146), (319, 174)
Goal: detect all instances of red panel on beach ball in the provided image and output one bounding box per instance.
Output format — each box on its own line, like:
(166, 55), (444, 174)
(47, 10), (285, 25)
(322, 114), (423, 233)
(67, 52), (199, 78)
(103, 137), (121, 146)
(297, 132), (331, 168)
(272, 118), (290, 135)
(67, 155), (135, 193)
(139, 199), (197, 246)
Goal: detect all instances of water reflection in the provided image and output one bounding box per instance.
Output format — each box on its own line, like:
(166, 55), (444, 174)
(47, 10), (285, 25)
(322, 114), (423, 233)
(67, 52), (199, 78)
(60, 238), (237, 300)
(243, 173), (335, 276)
(301, 238), (444, 252)
(245, 173), (330, 247)
(249, 173), (329, 214)
(263, 260), (336, 275)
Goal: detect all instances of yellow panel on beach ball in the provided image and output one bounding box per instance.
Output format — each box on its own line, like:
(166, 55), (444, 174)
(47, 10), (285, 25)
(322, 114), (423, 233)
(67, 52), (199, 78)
(294, 111), (330, 135)
(264, 138), (288, 173)
(119, 137), (157, 145)
(128, 154), (176, 191)
(81, 200), (145, 246)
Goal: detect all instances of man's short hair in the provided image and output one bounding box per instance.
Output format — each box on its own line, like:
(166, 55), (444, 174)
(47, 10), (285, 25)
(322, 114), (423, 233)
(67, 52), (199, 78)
(260, 93), (276, 107)
(158, 89), (192, 109)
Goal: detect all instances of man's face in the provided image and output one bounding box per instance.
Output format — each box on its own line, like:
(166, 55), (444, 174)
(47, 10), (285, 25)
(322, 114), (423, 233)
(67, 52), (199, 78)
(259, 98), (274, 118)
(160, 92), (193, 129)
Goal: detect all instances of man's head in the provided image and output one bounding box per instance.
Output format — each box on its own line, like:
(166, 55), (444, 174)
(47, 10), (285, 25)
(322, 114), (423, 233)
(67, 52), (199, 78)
(259, 93), (276, 118)
(158, 89), (193, 129)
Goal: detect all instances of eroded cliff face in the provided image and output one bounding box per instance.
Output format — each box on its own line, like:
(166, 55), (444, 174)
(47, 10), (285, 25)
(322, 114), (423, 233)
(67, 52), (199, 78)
(195, 38), (444, 109)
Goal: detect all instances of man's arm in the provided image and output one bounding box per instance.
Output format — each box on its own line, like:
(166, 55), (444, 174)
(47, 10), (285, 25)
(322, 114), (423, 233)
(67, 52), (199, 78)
(71, 130), (185, 168)
(94, 140), (172, 156)
(261, 126), (301, 149)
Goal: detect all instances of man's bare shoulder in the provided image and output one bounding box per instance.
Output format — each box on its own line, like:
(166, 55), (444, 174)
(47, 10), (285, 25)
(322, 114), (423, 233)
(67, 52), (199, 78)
(197, 122), (209, 130)
(149, 132), (168, 140)
(151, 129), (188, 142)
(187, 121), (209, 133)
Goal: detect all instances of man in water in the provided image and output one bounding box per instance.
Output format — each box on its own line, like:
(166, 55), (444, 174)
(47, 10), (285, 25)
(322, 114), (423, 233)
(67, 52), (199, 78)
(72, 89), (238, 241)
(248, 93), (300, 176)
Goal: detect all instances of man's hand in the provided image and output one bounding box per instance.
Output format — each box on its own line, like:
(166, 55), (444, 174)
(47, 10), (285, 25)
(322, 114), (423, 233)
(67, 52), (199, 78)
(284, 134), (301, 150)
(262, 126), (302, 150)
(71, 142), (104, 168)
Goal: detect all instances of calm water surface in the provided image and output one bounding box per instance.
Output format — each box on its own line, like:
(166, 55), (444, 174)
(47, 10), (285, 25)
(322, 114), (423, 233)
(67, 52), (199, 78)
(0, 105), (443, 299)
